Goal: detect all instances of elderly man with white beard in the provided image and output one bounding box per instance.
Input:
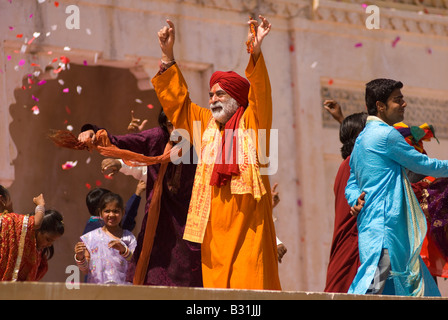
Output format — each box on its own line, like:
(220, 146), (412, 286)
(151, 15), (281, 290)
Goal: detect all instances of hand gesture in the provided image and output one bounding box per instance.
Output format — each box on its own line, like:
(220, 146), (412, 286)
(350, 191), (366, 217)
(323, 99), (345, 124)
(127, 110), (148, 133)
(78, 129), (96, 143)
(101, 158), (122, 177)
(108, 240), (126, 255)
(158, 19), (175, 62)
(247, 15), (272, 58)
(271, 182), (280, 208)
(74, 241), (87, 260)
(135, 180), (146, 197)
(33, 194), (45, 207)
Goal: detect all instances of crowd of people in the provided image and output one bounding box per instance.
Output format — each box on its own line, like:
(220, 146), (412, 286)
(1, 15), (448, 297)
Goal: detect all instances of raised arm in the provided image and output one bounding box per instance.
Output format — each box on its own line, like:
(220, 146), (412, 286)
(152, 19), (211, 143)
(248, 15), (272, 64)
(33, 194), (45, 230)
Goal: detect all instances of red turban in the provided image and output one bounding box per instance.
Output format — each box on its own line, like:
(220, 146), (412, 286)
(209, 71), (250, 108)
(209, 71), (251, 187)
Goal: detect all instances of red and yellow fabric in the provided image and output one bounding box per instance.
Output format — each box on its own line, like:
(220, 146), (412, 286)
(0, 212), (47, 281)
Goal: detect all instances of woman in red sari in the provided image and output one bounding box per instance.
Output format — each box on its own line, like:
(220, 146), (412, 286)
(0, 185), (64, 281)
(324, 111), (367, 293)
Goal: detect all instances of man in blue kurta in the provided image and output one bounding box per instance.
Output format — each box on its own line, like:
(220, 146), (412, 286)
(345, 79), (448, 296)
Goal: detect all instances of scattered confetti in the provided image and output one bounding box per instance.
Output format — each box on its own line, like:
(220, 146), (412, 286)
(86, 28), (92, 35)
(95, 180), (102, 187)
(427, 47), (433, 54)
(83, 60), (88, 66)
(147, 104), (154, 109)
(85, 183), (92, 190)
(76, 85), (82, 94)
(58, 79), (64, 85)
(16, 34), (23, 38)
(38, 79), (47, 85)
(392, 36), (400, 48)
(66, 125), (74, 131)
(65, 106), (71, 114)
(31, 105), (40, 115)
(62, 160), (78, 170)
(104, 174), (113, 180)
(54, 1), (59, 7)
(37, 0), (46, 3)
(355, 42), (363, 48)
(63, 46), (71, 51)
(32, 95), (39, 102)
(63, 88), (69, 93)
(310, 61), (318, 69)
(86, 157), (91, 164)
(60, 56), (70, 64)
(7, 55), (11, 61)
(328, 79), (334, 85)
(18, 59), (26, 66)
(33, 32), (41, 38)
(135, 98), (142, 103)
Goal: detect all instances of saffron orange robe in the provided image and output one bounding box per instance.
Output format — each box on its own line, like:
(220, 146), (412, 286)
(152, 53), (281, 290)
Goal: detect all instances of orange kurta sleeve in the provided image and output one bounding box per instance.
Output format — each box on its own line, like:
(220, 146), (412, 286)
(244, 53), (272, 163)
(151, 64), (211, 146)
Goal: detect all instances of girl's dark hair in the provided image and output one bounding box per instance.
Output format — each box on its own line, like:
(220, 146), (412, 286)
(340, 112), (368, 160)
(158, 109), (169, 133)
(38, 209), (65, 259)
(365, 78), (403, 115)
(0, 185), (10, 208)
(0, 185), (9, 199)
(98, 192), (124, 213)
(86, 188), (111, 216)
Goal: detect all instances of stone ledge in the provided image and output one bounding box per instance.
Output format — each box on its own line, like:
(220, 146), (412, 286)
(0, 281), (444, 300)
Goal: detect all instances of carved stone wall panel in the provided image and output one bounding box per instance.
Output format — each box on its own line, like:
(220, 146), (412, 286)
(314, 0), (448, 38)
(321, 83), (448, 138)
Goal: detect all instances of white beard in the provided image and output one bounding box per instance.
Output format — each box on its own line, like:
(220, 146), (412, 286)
(210, 97), (239, 125)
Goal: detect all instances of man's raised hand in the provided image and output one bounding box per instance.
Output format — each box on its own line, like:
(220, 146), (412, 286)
(158, 19), (175, 62)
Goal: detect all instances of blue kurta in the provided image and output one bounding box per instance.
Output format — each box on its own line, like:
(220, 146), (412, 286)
(345, 116), (448, 296)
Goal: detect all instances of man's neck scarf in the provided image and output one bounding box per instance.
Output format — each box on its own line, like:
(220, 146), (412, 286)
(208, 71), (250, 187)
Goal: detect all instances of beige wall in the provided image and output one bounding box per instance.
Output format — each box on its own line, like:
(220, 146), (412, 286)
(1, 0), (448, 294)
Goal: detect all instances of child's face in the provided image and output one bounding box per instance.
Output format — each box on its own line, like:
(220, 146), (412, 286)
(100, 201), (123, 228)
(36, 232), (61, 250)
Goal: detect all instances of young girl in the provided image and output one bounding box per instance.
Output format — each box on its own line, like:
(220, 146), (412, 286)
(74, 192), (137, 284)
(0, 185), (64, 281)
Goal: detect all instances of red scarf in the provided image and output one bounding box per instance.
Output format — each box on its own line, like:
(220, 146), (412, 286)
(210, 106), (245, 187)
(208, 71), (250, 187)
